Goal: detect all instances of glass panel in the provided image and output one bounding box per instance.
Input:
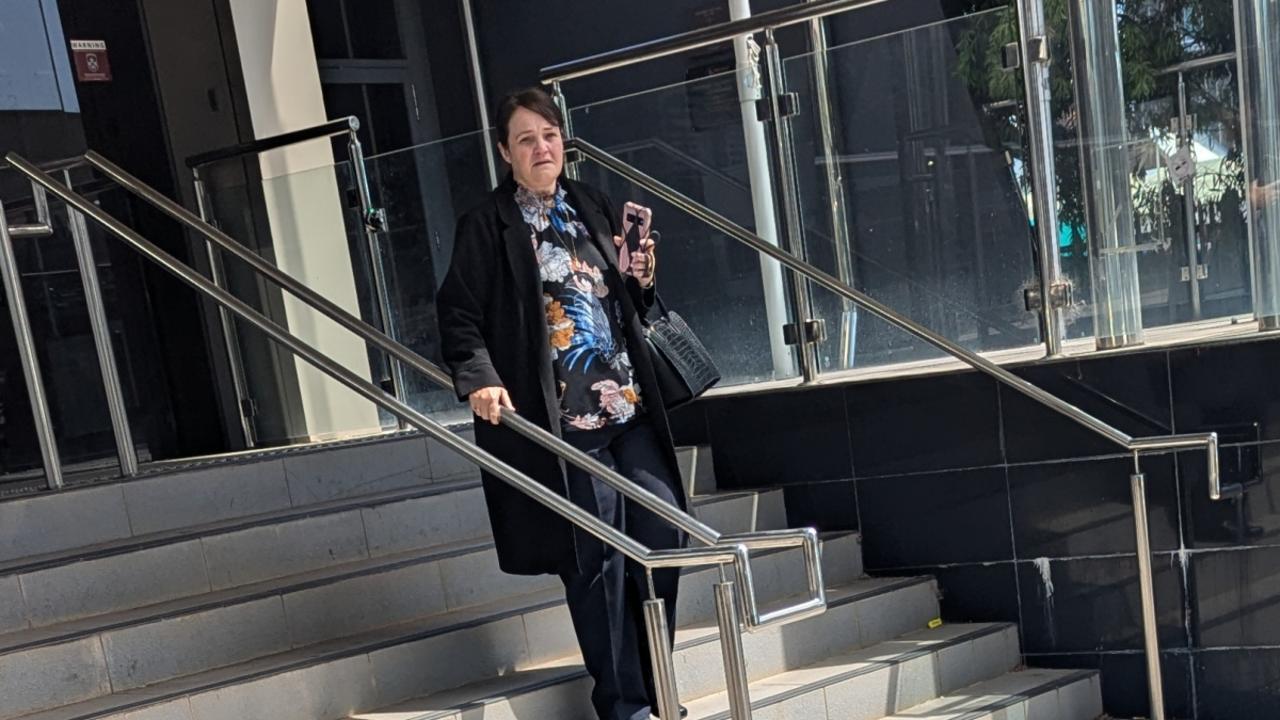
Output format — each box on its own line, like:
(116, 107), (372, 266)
(786, 8), (1043, 372)
(363, 130), (494, 424)
(569, 72), (802, 387)
(198, 152), (399, 446)
(1129, 59), (1251, 327)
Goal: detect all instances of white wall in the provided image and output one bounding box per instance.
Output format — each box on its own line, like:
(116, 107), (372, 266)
(226, 0), (381, 440)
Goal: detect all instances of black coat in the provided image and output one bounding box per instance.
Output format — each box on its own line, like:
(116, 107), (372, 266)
(436, 175), (687, 576)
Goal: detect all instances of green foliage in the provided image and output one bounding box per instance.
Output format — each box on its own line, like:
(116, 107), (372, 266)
(952, 0), (1242, 265)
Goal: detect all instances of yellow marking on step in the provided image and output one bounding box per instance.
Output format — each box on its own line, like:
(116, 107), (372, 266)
(928, 618), (943, 629)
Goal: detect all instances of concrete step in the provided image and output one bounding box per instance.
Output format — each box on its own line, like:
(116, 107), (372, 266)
(0, 477), (489, 635)
(676, 445), (716, 497)
(689, 488), (787, 534)
(1, 444), (785, 631)
(0, 531), (862, 719)
(12, 576), (934, 720)
(0, 477), (789, 638)
(0, 432), (468, 567)
(882, 668), (1104, 720)
(0, 432), (707, 570)
(353, 622), (1020, 720)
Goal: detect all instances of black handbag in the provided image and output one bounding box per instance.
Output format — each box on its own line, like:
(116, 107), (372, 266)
(643, 295), (720, 409)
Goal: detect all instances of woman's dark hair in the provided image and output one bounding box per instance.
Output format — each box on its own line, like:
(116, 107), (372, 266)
(495, 87), (564, 148)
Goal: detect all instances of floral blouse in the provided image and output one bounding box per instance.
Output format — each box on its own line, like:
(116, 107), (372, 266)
(515, 183), (643, 432)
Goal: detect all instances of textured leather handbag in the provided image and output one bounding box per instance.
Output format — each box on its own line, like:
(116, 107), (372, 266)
(644, 295), (720, 409)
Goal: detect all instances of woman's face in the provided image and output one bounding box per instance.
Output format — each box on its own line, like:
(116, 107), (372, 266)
(500, 106), (564, 192)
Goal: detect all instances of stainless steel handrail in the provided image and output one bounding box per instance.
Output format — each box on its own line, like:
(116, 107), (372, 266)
(565, 137), (1223, 493)
(540, 0), (889, 83)
(80, 150), (826, 631)
(9, 153), (764, 718)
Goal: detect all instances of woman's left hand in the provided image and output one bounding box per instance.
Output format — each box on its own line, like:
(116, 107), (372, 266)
(614, 235), (656, 288)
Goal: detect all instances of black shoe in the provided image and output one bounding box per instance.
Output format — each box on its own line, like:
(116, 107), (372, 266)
(650, 706), (688, 719)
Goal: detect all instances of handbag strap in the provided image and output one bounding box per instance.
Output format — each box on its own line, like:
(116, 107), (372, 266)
(653, 292), (670, 318)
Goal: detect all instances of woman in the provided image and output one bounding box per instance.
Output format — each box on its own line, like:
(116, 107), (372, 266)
(436, 87), (687, 720)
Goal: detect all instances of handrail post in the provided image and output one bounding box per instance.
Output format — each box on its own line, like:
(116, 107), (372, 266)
(64, 181), (138, 477)
(344, 130), (406, 425)
(191, 167), (258, 449)
(715, 578), (754, 719)
(805, 2), (858, 369)
(551, 81), (579, 182)
(459, 0), (498, 188)
(762, 27), (821, 383)
(0, 199), (63, 489)
(1130, 468), (1166, 720)
(1014, 0), (1068, 356)
(643, 592), (682, 720)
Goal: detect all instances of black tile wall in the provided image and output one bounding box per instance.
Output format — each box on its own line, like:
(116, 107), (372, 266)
(844, 373), (1002, 477)
(705, 389), (853, 489)
(924, 562), (1022, 625)
(1171, 341), (1280, 442)
(1196, 648), (1280, 720)
(781, 482), (859, 532)
(1190, 546), (1280, 648)
(1179, 441), (1280, 550)
(1001, 353), (1174, 464)
(1015, 555), (1187, 654)
(858, 467), (1012, 568)
(1026, 652), (1194, 719)
(700, 333), (1280, 719)
(1009, 454), (1181, 557)
(666, 401), (710, 447)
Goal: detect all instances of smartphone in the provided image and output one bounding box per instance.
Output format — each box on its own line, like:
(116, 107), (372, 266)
(620, 202), (652, 256)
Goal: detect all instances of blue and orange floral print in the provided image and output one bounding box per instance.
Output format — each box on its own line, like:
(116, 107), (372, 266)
(516, 183), (642, 431)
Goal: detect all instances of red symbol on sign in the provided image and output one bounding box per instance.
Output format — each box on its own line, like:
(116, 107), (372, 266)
(70, 40), (112, 82)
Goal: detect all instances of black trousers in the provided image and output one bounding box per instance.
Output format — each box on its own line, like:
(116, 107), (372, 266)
(561, 419), (684, 720)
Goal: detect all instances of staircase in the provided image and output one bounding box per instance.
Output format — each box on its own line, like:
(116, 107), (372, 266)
(0, 428), (1103, 720)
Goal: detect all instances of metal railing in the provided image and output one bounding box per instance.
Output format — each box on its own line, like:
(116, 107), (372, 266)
(5, 149), (836, 719)
(562, 136), (1217, 720)
(537, 5), (1231, 710)
(540, 0), (887, 84)
(186, 116), (403, 446)
(0, 160), (139, 489)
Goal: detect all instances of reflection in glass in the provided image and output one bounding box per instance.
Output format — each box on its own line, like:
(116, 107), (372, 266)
(198, 156), (396, 446)
(1067, 0), (1144, 350)
(1235, 0), (1280, 328)
(1130, 60), (1252, 327)
(790, 8), (1042, 371)
(570, 72), (800, 386)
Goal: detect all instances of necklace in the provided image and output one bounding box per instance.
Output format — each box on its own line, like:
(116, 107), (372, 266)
(535, 198), (582, 264)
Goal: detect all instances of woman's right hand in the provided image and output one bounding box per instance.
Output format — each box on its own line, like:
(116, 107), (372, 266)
(469, 386), (515, 425)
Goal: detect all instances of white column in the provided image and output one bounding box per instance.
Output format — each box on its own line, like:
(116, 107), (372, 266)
(226, 0), (381, 440)
(729, 0), (796, 380)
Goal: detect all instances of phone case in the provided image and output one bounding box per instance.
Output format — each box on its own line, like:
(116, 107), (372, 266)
(620, 202), (652, 255)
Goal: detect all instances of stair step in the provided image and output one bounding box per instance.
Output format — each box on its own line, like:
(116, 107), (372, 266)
(677, 445), (716, 497)
(0, 532), (862, 719)
(0, 432), (470, 567)
(1, 475), (789, 638)
(689, 488), (786, 534)
(11, 576), (932, 720)
(354, 622), (1018, 720)
(0, 478), (488, 634)
(883, 668), (1103, 719)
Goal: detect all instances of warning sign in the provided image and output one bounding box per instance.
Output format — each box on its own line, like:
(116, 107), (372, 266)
(70, 40), (112, 82)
